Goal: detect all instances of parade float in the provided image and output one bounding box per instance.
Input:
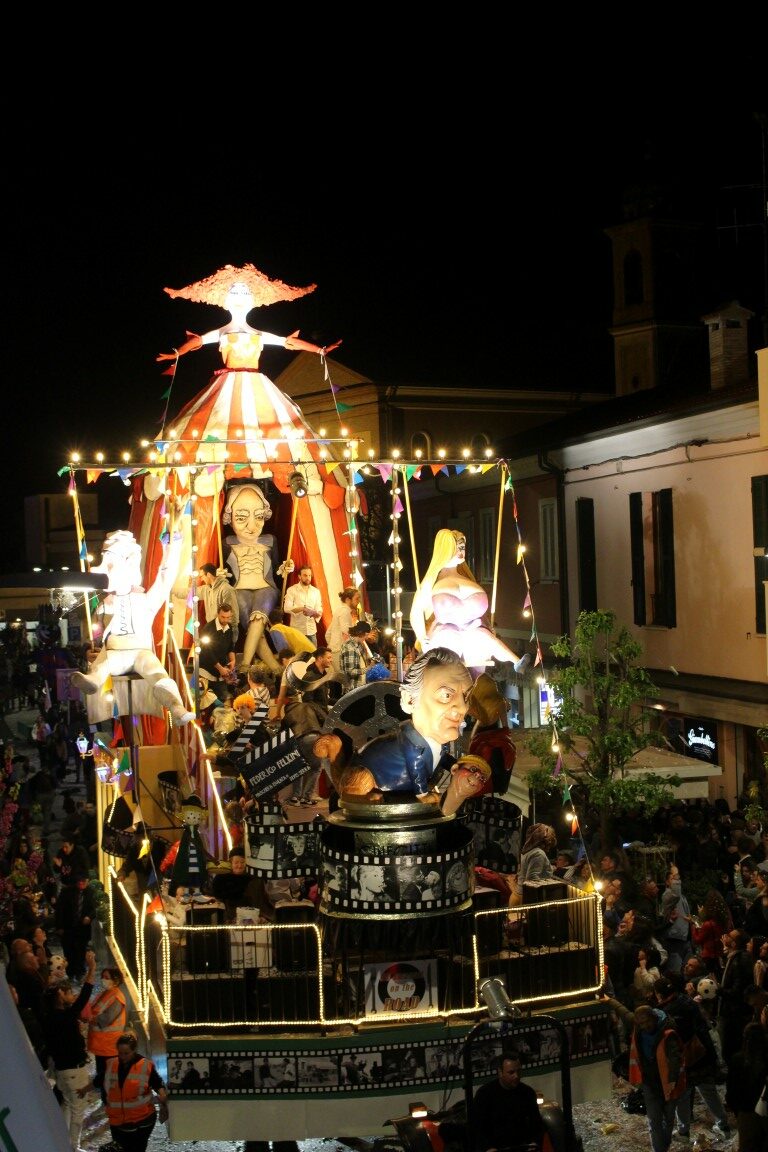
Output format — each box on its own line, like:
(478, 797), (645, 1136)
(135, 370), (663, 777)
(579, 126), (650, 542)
(62, 264), (611, 1144)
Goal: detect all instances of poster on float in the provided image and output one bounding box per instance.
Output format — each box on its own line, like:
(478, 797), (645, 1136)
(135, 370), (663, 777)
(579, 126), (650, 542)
(363, 959), (437, 1017)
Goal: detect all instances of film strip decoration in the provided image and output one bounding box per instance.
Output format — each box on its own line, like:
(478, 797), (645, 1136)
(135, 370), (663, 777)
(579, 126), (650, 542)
(464, 795), (521, 874)
(227, 707), (271, 756)
(244, 817), (321, 877)
(319, 839), (475, 919)
(166, 1009), (611, 1096)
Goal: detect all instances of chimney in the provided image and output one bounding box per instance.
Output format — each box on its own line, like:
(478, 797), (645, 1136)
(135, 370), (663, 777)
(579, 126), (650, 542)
(701, 300), (754, 390)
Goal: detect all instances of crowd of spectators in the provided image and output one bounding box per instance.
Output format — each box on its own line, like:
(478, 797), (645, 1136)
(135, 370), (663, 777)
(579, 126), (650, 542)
(546, 795), (768, 1149)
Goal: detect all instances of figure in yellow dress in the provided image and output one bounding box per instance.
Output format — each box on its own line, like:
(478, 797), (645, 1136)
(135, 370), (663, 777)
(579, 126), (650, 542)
(410, 529), (530, 679)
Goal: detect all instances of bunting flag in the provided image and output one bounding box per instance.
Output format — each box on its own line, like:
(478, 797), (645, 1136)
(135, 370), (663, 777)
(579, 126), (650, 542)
(117, 750), (131, 776)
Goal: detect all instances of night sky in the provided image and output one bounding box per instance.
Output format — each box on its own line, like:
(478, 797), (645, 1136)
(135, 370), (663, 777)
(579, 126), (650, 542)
(3, 106), (765, 571)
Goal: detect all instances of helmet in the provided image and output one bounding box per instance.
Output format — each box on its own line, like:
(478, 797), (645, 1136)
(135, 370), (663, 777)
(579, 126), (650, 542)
(697, 977), (718, 1000)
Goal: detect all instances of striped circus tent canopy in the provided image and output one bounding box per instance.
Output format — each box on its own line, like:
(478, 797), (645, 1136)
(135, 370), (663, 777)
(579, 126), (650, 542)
(128, 367), (355, 656)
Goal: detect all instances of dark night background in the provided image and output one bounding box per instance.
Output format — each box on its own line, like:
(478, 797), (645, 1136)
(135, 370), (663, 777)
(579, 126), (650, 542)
(3, 106), (765, 572)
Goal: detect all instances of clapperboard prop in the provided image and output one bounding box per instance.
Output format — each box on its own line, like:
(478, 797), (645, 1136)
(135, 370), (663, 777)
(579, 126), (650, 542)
(226, 706), (271, 759)
(244, 818), (320, 878)
(237, 722), (308, 799)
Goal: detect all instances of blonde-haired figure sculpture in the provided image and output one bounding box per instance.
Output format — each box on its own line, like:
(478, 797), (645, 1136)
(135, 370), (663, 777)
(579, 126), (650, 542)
(410, 529), (530, 679)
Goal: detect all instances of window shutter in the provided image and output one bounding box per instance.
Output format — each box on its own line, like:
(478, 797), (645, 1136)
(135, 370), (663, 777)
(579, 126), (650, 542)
(629, 492), (645, 625)
(576, 498), (597, 612)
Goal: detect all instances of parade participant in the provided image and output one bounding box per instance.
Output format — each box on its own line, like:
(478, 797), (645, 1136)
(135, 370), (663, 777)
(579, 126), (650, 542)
(410, 529), (530, 678)
(103, 1031), (169, 1152)
(71, 529), (195, 727)
(316, 647), (472, 806)
(233, 664), (273, 714)
(197, 603), (238, 701)
(471, 1049), (544, 1152)
(197, 563), (240, 647)
(211, 847), (261, 920)
(282, 565), (323, 647)
(339, 620), (372, 693)
(325, 587), (361, 679)
(266, 608), (315, 655)
(273, 648), (336, 737)
(86, 966), (128, 1102)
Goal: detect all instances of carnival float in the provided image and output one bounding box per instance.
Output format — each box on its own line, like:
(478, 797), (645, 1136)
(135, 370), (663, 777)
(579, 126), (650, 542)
(59, 264), (609, 1145)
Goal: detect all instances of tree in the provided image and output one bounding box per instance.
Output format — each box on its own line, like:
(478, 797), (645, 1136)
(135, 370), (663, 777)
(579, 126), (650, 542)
(742, 727), (768, 827)
(525, 610), (679, 845)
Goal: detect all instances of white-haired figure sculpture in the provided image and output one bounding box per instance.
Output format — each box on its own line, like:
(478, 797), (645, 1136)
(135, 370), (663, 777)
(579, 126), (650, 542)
(71, 530), (195, 727)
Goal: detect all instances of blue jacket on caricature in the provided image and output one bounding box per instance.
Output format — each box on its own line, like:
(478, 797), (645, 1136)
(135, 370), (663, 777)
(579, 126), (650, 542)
(357, 722), (441, 797)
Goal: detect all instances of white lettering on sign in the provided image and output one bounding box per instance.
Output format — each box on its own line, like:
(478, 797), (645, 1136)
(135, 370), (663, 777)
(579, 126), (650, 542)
(687, 728), (716, 751)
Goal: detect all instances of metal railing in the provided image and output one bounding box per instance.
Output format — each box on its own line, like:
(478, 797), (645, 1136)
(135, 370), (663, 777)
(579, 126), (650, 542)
(106, 876), (603, 1033)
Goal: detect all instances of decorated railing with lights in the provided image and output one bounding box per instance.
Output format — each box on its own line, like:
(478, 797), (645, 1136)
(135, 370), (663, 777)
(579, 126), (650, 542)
(104, 873), (602, 1033)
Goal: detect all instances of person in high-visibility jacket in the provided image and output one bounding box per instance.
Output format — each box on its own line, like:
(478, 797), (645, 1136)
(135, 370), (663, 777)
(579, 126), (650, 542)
(86, 966), (127, 1102)
(608, 998), (687, 1152)
(103, 1031), (168, 1152)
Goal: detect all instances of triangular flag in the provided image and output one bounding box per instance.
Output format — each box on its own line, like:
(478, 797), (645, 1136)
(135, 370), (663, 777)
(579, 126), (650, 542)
(117, 750), (131, 775)
(160, 387), (172, 399)
(161, 366), (175, 377)
(337, 402), (351, 412)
